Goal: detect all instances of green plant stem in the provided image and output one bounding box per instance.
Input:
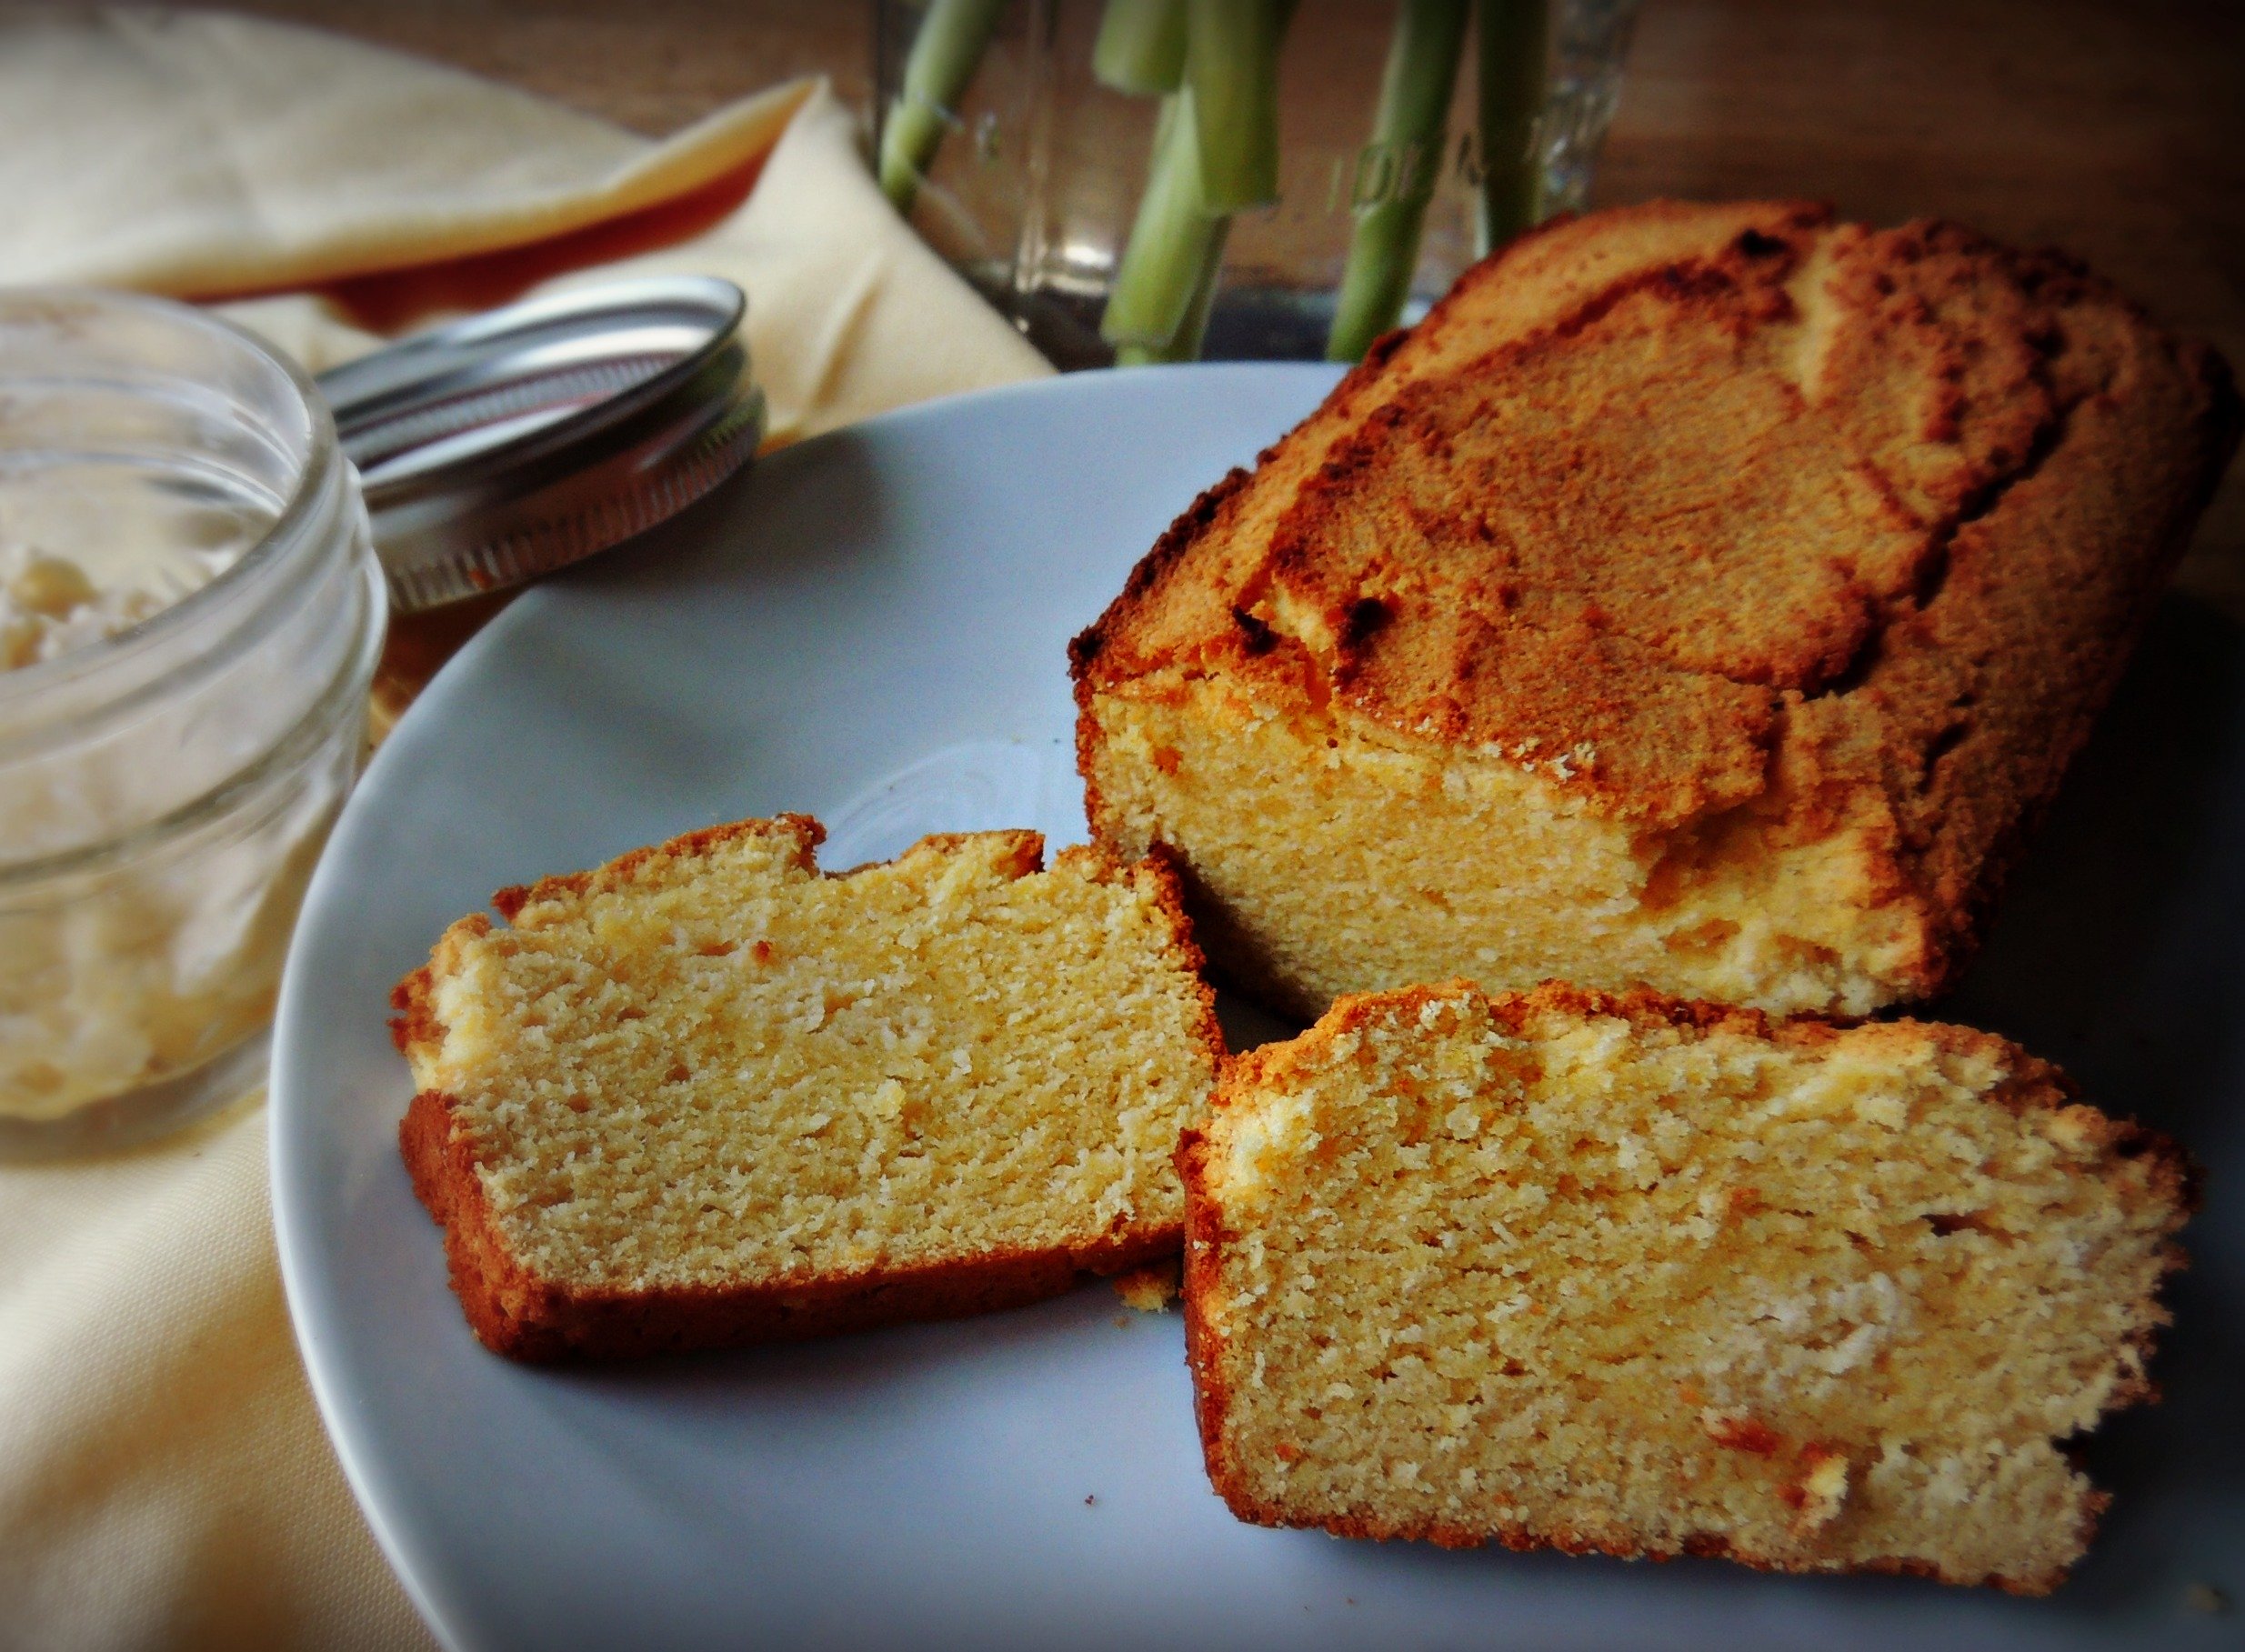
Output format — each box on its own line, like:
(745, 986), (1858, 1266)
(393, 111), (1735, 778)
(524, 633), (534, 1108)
(1325, 0), (1469, 362)
(1167, 221), (1232, 360)
(1115, 219), (1230, 364)
(1185, 0), (1291, 213)
(1093, 0), (1187, 95)
(878, 0), (1009, 214)
(1474, 0), (1550, 255)
(1100, 89), (1227, 354)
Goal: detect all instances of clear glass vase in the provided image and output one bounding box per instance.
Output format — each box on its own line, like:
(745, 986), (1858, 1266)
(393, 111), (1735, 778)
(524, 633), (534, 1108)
(874, 0), (1642, 368)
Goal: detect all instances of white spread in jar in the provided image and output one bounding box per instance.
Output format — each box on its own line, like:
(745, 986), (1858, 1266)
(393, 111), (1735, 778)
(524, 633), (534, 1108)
(0, 481), (256, 671)
(0, 438), (376, 1128)
(0, 546), (224, 669)
(0, 476), (344, 1122)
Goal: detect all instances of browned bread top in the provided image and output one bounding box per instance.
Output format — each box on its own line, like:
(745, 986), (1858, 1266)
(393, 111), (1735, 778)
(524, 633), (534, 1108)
(1074, 201), (2240, 956)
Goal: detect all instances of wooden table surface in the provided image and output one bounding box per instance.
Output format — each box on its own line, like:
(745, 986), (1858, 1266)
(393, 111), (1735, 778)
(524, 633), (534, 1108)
(205, 0), (2245, 611)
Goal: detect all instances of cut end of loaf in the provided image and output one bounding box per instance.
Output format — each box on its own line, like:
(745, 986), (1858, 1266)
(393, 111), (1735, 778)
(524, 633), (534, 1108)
(1078, 678), (1935, 1021)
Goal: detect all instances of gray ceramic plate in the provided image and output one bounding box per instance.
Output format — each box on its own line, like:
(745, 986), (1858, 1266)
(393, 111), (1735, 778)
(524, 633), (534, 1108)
(271, 364), (2244, 1650)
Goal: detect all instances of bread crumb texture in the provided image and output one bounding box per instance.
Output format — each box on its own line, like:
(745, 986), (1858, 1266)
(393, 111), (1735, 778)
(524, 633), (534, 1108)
(1181, 980), (2190, 1592)
(1113, 1257), (1183, 1312)
(1074, 200), (2242, 1020)
(393, 817), (1221, 1357)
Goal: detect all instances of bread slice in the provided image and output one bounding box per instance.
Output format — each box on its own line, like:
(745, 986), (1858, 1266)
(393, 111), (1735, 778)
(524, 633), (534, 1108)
(1073, 201), (2242, 1022)
(1178, 980), (2190, 1592)
(393, 816), (1222, 1361)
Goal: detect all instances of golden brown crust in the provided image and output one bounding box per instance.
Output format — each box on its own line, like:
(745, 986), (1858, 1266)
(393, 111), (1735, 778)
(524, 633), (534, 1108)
(1175, 1121), (1236, 1500)
(490, 814), (827, 923)
(1179, 978), (2193, 1592)
(386, 963), (445, 1060)
(395, 815), (1225, 1362)
(1114, 840), (1229, 1094)
(1073, 201), (2243, 1001)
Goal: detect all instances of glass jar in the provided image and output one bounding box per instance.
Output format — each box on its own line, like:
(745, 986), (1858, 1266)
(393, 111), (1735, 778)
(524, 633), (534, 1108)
(875, 0), (1642, 367)
(0, 290), (385, 1156)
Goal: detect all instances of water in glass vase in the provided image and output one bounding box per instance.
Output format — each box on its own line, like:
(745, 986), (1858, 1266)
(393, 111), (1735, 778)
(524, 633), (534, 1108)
(874, 0), (1641, 367)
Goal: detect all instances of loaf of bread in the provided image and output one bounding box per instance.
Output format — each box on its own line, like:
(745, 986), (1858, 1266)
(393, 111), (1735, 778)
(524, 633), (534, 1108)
(1072, 201), (2241, 1021)
(393, 816), (1222, 1360)
(1178, 979), (2190, 1591)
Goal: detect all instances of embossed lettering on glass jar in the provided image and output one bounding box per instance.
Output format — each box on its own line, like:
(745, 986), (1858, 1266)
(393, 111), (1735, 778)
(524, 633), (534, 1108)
(0, 291), (384, 1155)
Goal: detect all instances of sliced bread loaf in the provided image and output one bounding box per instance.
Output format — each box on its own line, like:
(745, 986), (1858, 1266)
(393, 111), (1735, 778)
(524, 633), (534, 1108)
(1179, 979), (2190, 1590)
(395, 816), (1221, 1360)
(1073, 202), (2240, 1022)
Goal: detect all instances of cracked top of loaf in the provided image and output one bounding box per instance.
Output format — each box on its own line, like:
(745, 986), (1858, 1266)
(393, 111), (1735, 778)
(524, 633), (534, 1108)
(1072, 200), (2239, 969)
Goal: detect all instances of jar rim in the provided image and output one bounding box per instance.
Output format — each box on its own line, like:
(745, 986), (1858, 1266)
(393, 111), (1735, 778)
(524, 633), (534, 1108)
(0, 287), (342, 713)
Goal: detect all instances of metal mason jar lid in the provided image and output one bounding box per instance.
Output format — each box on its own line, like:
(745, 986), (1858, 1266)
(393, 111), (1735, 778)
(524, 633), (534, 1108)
(316, 275), (763, 613)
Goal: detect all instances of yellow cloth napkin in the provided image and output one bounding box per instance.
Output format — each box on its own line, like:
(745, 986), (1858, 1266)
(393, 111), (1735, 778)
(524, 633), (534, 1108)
(208, 79), (1053, 446)
(0, 1096), (432, 1650)
(0, 7), (800, 297)
(0, 11), (1049, 1649)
